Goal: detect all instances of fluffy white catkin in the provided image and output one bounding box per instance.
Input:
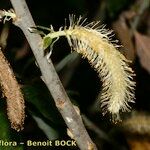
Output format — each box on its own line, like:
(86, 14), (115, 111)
(42, 16), (136, 121)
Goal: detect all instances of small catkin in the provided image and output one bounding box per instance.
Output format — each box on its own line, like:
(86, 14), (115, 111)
(43, 16), (136, 121)
(123, 112), (150, 135)
(0, 48), (25, 131)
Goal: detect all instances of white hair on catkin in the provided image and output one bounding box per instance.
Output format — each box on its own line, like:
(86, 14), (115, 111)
(42, 15), (136, 121)
(65, 16), (135, 121)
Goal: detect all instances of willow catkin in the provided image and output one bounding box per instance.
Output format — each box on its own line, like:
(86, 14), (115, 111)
(123, 112), (150, 135)
(41, 16), (136, 121)
(0, 48), (25, 131)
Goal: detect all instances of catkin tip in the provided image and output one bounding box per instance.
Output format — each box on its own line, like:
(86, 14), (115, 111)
(11, 122), (24, 132)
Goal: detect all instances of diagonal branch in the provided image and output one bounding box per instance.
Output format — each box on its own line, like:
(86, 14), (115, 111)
(9, 0), (97, 149)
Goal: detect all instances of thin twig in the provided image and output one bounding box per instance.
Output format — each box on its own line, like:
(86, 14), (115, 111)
(9, 0), (97, 149)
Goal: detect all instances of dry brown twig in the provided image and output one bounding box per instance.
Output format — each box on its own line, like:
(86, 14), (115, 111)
(0, 0), (98, 149)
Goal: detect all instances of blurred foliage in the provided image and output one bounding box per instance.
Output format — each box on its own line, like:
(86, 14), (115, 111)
(106, 0), (131, 19)
(23, 83), (62, 124)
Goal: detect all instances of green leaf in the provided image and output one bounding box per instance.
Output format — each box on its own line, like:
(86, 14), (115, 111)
(43, 36), (52, 50)
(22, 84), (63, 124)
(0, 103), (10, 140)
(22, 83), (65, 140)
(106, 0), (131, 18)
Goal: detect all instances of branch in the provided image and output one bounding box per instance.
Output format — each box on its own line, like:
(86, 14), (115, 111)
(9, 0), (97, 149)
